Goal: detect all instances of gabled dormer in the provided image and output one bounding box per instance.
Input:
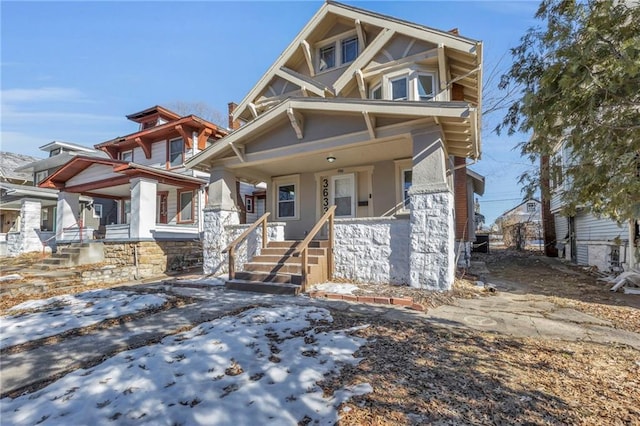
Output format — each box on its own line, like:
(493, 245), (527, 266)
(232, 0), (482, 136)
(126, 105), (182, 131)
(95, 106), (227, 170)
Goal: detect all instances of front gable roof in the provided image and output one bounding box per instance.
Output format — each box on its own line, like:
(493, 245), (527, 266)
(232, 1), (482, 122)
(39, 156), (206, 194)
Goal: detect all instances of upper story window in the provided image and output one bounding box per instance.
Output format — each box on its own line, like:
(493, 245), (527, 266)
(526, 202), (537, 213)
(390, 76), (408, 100)
(370, 70), (437, 102)
(316, 32), (359, 73)
(169, 138), (184, 168)
(35, 170), (48, 184)
(49, 148), (60, 157)
(120, 150), (133, 162)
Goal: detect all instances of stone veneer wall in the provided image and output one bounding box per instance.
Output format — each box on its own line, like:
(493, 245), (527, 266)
(202, 207), (285, 275)
(98, 240), (202, 279)
(409, 190), (455, 290)
(334, 217), (410, 284)
(455, 241), (472, 268)
(4, 199), (44, 257)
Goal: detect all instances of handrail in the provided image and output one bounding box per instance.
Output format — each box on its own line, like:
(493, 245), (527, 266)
(41, 218), (86, 258)
(223, 212), (270, 280)
(293, 205), (336, 291)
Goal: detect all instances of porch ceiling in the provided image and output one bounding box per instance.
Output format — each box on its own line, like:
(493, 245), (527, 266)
(232, 136), (412, 181)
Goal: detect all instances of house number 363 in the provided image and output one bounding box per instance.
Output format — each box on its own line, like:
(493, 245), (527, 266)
(322, 178), (329, 212)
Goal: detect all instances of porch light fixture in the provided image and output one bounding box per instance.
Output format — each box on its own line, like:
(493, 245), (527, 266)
(326, 156), (336, 163)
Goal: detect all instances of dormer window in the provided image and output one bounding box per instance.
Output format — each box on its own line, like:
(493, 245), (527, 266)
(369, 70), (438, 102)
(316, 32), (359, 73)
(49, 148), (60, 157)
(120, 150), (133, 162)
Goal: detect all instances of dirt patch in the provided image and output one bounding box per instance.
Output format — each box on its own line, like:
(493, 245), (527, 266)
(477, 249), (640, 333)
(321, 311), (640, 425)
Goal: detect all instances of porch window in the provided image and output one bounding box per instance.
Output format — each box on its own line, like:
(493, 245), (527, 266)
(123, 199), (131, 224)
(93, 203), (103, 219)
(120, 150), (133, 162)
(169, 138), (184, 168)
(402, 169), (412, 208)
(277, 184), (296, 219)
(178, 190), (194, 223)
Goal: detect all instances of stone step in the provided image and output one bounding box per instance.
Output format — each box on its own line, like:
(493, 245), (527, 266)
(267, 240), (330, 249)
(225, 279), (301, 295)
(234, 271), (302, 285)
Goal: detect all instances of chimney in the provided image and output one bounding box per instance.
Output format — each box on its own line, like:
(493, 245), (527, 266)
(227, 102), (241, 131)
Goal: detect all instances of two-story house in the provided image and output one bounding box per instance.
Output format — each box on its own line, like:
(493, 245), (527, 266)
(495, 199), (542, 250)
(549, 142), (639, 273)
(186, 1), (483, 291)
(38, 106), (232, 276)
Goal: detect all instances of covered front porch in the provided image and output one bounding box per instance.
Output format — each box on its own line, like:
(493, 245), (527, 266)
(188, 98), (479, 290)
(38, 157), (207, 243)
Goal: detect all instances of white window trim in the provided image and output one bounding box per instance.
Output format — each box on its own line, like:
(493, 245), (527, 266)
(315, 30), (358, 74)
(394, 159), (413, 212)
(93, 203), (103, 219)
(178, 189), (194, 223)
(120, 150), (133, 162)
(35, 170), (48, 184)
(371, 67), (440, 102)
(273, 174), (300, 221)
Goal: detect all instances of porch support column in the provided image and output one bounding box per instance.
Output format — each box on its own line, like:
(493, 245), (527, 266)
(130, 178), (157, 240)
(57, 191), (80, 241)
(18, 199), (43, 254)
(409, 129), (455, 290)
(203, 167), (239, 275)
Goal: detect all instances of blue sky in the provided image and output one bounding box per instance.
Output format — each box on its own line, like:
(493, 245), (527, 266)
(1, 0), (540, 225)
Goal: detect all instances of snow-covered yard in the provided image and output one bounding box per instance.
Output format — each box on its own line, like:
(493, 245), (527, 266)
(1, 305), (371, 425)
(0, 290), (167, 349)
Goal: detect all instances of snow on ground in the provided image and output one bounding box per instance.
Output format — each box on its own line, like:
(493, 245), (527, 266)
(0, 290), (167, 350)
(1, 305), (371, 426)
(172, 274), (228, 286)
(311, 282), (360, 295)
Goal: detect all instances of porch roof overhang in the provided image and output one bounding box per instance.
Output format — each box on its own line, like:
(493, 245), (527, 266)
(186, 97), (479, 176)
(467, 168), (485, 196)
(0, 182), (92, 210)
(38, 156), (206, 198)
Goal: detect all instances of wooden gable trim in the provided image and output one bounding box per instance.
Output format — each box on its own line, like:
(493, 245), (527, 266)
(174, 124), (193, 149)
(275, 67), (329, 98)
(134, 137), (152, 159)
(333, 28), (395, 95)
(300, 40), (315, 77)
(62, 176), (132, 193)
(197, 128), (213, 151)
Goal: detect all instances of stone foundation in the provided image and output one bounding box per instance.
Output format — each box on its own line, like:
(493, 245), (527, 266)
(334, 217), (410, 284)
(409, 189), (455, 290)
(455, 241), (472, 268)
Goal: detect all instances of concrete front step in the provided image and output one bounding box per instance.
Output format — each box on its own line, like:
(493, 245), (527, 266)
(225, 279), (301, 295)
(234, 271), (302, 285)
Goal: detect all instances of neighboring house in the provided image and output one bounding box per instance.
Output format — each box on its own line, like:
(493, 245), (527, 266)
(496, 199), (543, 250)
(1, 152), (40, 234)
(186, 1), (483, 290)
(38, 105), (233, 276)
(549, 142), (639, 272)
(1, 145), (102, 256)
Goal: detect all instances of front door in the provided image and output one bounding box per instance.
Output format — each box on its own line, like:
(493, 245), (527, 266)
(331, 174), (355, 218)
(157, 192), (168, 224)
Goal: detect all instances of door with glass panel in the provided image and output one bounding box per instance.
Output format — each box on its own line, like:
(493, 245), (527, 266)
(330, 174), (355, 218)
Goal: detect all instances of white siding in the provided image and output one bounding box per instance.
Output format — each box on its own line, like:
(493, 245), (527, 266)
(576, 244), (588, 265)
(67, 164), (120, 186)
(554, 214), (569, 240)
(550, 191), (564, 213)
(575, 211), (627, 242)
